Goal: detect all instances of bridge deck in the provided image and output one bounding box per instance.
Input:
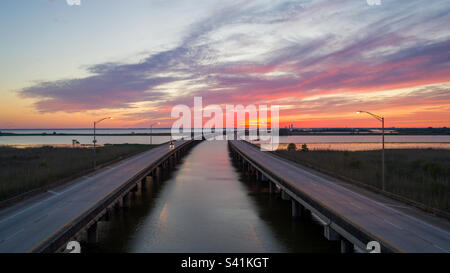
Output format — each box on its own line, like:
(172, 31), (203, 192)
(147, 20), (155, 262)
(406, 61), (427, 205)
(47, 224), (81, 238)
(230, 140), (450, 253)
(0, 140), (191, 253)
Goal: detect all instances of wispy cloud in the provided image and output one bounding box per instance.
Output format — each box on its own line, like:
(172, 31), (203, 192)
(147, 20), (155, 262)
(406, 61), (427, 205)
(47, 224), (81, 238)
(18, 0), (450, 126)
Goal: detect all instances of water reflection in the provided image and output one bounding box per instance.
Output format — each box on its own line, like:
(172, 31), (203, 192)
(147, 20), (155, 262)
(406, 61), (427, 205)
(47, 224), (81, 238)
(88, 141), (339, 253)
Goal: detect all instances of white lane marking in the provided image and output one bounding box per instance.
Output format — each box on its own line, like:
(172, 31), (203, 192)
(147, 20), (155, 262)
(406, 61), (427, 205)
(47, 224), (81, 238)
(0, 142), (186, 225)
(1, 228), (25, 242)
(47, 190), (60, 196)
(240, 142), (450, 238)
(33, 214), (48, 224)
(386, 204), (411, 209)
(0, 173), (103, 224)
(433, 244), (449, 253)
(265, 145), (450, 235)
(383, 219), (403, 230)
(0, 195), (59, 225)
(349, 202), (361, 209)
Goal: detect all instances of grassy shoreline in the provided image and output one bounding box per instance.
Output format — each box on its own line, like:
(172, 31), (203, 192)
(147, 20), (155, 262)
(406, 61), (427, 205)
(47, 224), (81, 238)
(0, 144), (154, 202)
(275, 148), (450, 213)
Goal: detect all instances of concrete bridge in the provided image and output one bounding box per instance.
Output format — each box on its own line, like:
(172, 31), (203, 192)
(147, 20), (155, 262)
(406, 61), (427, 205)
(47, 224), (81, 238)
(1, 139), (449, 253)
(0, 140), (197, 253)
(229, 140), (450, 253)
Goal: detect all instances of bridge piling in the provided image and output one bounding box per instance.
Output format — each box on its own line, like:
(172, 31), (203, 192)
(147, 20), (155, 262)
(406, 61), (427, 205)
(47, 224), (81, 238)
(13, 140), (199, 253)
(99, 210), (110, 222)
(151, 169), (156, 181)
(122, 193), (130, 208)
(227, 141), (450, 253)
(269, 181), (274, 195)
(340, 238), (354, 253)
(291, 199), (300, 219)
(87, 222), (98, 244)
(141, 177), (147, 189)
(281, 190), (290, 200)
(156, 166), (161, 181)
(324, 226), (340, 241)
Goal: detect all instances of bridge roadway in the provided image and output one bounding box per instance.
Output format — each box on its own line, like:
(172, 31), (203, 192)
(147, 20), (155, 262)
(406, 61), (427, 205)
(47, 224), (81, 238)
(0, 140), (194, 253)
(229, 140), (450, 253)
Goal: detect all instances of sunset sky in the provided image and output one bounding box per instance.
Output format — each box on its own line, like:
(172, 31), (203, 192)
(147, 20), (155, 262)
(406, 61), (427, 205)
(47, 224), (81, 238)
(0, 0), (449, 129)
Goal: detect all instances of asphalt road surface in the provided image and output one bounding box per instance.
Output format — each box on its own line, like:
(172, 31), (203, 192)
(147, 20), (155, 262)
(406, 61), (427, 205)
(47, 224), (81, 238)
(0, 140), (189, 253)
(230, 141), (450, 253)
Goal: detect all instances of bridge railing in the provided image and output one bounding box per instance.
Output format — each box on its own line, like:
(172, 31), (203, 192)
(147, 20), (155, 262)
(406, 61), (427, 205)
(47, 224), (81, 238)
(31, 139), (196, 253)
(228, 140), (399, 253)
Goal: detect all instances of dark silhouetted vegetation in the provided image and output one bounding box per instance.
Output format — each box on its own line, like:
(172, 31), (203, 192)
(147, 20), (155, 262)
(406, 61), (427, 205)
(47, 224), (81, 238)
(301, 143), (309, 152)
(275, 149), (450, 212)
(0, 144), (153, 202)
(287, 143), (296, 151)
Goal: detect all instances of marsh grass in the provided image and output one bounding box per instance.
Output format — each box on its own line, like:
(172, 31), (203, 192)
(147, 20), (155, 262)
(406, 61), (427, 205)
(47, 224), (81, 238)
(0, 144), (153, 202)
(275, 149), (450, 212)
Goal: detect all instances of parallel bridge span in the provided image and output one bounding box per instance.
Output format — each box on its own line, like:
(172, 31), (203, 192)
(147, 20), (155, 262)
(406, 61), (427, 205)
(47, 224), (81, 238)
(228, 140), (450, 253)
(0, 139), (198, 253)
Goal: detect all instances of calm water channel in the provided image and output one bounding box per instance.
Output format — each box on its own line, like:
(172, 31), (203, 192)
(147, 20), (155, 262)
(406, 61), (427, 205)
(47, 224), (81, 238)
(86, 141), (340, 253)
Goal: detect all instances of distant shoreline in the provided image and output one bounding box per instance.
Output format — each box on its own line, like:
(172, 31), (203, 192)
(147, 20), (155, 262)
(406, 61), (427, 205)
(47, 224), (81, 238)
(1, 127), (449, 136)
(1, 133), (449, 136)
(0, 133), (172, 136)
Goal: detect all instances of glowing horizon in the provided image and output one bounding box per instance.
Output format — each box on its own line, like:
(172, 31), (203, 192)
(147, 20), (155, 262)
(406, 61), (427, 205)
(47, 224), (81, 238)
(1, 0), (449, 129)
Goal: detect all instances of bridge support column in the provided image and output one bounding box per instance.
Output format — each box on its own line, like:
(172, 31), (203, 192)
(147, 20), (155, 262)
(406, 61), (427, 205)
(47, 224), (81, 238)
(281, 190), (290, 200)
(122, 193), (130, 208)
(269, 181), (274, 195)
(250, 166), (256, 178)
(324, 226), (340, 241)
(141, 177), (147, 190)
(131, 183), (138, 193)
(291, 199), (300, 219)
(87, 222), (98, 244)
(340, 238), (354, 253)
(99, 210), (110, 222)
(115, 198), (123, 209)
(169, 156), (173, 169)
(156, 166), (162, 181)
(152, 169), (157, 181)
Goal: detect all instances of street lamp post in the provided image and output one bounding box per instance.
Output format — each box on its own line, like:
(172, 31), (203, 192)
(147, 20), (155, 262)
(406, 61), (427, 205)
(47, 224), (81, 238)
(93, 117), (112, 169)
(356, 111), (385, 191)
(150, 122), (160, 145)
